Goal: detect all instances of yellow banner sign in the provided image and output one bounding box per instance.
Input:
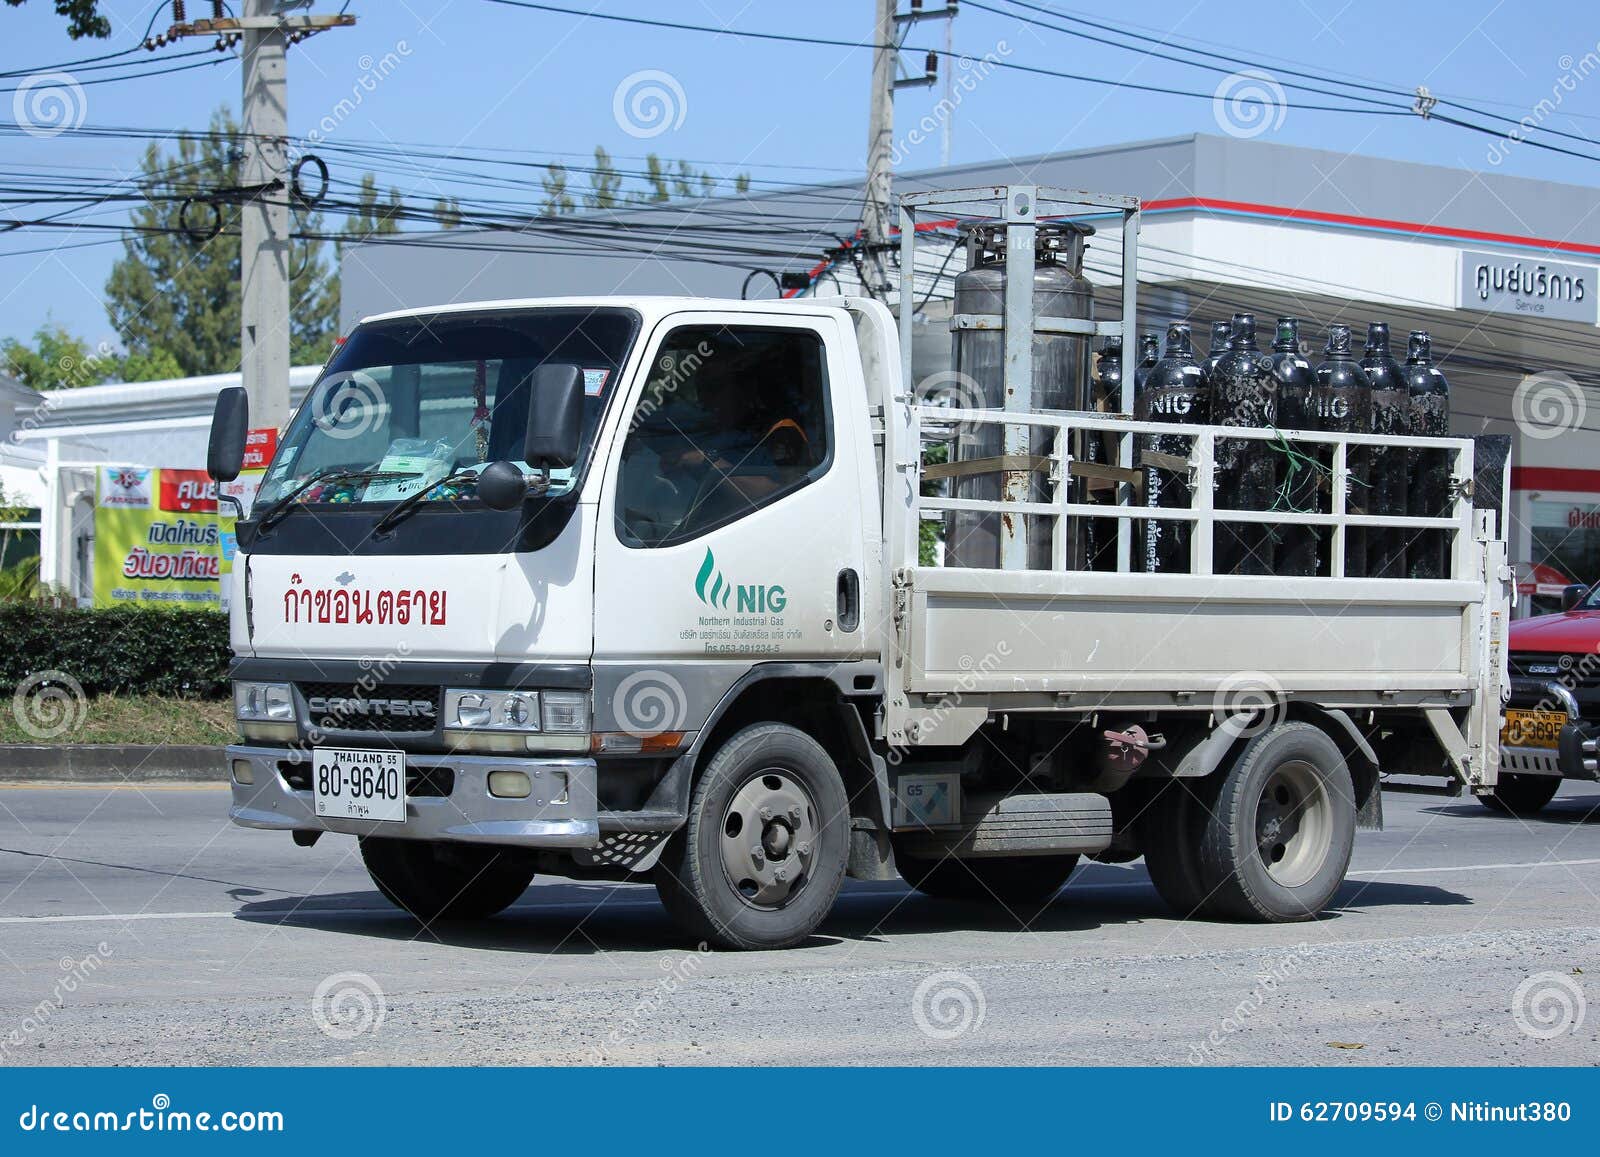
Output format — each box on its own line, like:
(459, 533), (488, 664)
(93, 466), (257, 610)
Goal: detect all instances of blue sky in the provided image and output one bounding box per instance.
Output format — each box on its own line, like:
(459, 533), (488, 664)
(4, 0), (1599, 351)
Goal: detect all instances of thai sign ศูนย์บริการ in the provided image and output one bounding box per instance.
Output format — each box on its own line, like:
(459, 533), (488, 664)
(92, 466), (253, 610)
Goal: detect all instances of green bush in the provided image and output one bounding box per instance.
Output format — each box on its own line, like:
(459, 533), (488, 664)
(0, 604), (230, 698)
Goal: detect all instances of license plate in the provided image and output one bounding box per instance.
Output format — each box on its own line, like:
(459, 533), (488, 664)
(313, 748), (406, 822)
(1500, 709), (1567, 750)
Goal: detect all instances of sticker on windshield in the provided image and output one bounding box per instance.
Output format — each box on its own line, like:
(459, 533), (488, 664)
(583, 368), (610, 397)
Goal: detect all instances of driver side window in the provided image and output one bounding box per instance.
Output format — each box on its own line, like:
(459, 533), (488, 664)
(615, 324), (831, 548)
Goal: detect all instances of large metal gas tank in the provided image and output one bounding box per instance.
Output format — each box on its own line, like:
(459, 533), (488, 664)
(946, 222), (1095, 569)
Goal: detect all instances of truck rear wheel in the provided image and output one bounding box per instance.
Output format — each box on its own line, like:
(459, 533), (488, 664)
(1478, 773), (1561, 816)
(1141, 780), (1218, 919)
(359, 837), (535, 922)
(896, 851), (1079, 913)
(653, 723), (849, 951)
(1195, 722), (1356, 922)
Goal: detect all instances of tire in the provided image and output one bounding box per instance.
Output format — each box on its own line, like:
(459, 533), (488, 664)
(1478, 773), (1561, 817)
(1141, 778), (1219, 919)
(653, 723), (849, 951)
(359, 837), (534, 922)
(896, 851), (1079, 913)
(1194, 722), (1356, 922)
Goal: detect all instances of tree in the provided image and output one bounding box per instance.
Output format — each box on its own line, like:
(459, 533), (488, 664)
(1, 323), (115, 390)
(554, 147), (750, 215)
(341, 173), (407, 240)
(104, 107), (339, 374)
(2, 322), (185, 390)
(585, 147), (624, 211)
(5, 0), (109, 39)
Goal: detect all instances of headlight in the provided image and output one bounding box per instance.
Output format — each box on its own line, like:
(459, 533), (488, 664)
(235, 681), (294, 721)
(444, 689), (541, 732)
(539, 690), (590, 734)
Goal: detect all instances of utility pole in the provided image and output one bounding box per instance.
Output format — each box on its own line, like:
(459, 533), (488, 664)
(861, 0), (957, 301)
(159, 1), (356, 430)
(239, 0), (290, 431)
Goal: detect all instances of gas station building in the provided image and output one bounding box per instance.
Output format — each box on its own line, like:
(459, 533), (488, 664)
(14, 133), (1600, 613)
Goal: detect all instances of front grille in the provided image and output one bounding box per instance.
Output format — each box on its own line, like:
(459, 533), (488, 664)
(298, 681), (439, 733)
(1508, 653), (1600, 688)
(277, 761), (454, 798)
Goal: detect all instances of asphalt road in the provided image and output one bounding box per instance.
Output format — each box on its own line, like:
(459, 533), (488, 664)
(1, 781), (1596, 1066)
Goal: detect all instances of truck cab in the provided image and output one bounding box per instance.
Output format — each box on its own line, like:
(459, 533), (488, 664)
(1498, 581), (1600, 813)
(216, 296), (886, 948)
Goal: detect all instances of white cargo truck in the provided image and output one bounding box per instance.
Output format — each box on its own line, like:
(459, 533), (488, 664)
(213, 186), (1511, 949)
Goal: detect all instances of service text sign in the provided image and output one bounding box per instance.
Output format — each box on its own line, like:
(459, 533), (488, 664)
(1457, 248), (1598, 324)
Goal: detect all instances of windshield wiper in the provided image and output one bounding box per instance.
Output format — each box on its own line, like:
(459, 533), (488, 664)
(370, 469), (484, 536)
(253, 469), (418, 534)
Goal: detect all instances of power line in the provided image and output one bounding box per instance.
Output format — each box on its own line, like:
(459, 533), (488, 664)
(481, 0), (1412, 116)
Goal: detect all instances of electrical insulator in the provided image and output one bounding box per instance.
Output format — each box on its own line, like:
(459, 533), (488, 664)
(925, 51), (938, 77)
(173, 1), (187, 23)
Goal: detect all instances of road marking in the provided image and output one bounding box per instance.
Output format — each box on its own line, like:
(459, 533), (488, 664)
(5, 857), (1597, 925)
(1348, 857), (1600, 876)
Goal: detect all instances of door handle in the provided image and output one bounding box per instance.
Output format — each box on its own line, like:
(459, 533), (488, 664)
(836, 567), (860, 633)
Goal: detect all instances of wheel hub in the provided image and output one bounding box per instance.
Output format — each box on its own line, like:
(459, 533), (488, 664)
(1254, 759), (1330, 888)
(720, 771), (817, 909)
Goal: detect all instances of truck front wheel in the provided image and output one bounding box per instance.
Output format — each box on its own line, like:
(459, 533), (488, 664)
(1478, 773), (1561, 816)
(359, 837), (535, 922)
(1195, 722), (1356, 922)
(653, 723), (850, 950)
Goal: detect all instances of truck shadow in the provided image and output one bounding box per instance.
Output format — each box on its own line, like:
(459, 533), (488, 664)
(231, 866), (1470, 952)
(1419, 794), (1600, 824)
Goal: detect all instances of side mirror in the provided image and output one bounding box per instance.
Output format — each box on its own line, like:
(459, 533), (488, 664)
(207, 387), (250, 483)
(1561, 583), (1588, 613)
(476, 460), (529, 511)
(524, 363), (584, 471)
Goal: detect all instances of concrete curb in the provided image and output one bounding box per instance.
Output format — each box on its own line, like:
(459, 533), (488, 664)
(0, 745), (227, 784)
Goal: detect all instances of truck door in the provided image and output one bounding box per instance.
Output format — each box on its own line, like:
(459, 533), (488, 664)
(592, 311), (870, 738)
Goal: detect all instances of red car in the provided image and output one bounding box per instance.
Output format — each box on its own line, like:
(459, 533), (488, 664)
(1498, 583), (1600, 814)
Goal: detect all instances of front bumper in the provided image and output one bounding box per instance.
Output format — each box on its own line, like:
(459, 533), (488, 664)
(1500, 679), (1600, 781)
(226, 744), (599, 847)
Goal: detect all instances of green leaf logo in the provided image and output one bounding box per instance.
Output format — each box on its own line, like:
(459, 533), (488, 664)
(694, 547), (731, 608)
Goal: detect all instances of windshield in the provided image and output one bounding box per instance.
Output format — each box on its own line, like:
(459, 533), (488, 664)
(254, 307), (639, 510)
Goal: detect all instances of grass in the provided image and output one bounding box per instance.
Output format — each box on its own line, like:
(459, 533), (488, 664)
(0, 694), (235, 746)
